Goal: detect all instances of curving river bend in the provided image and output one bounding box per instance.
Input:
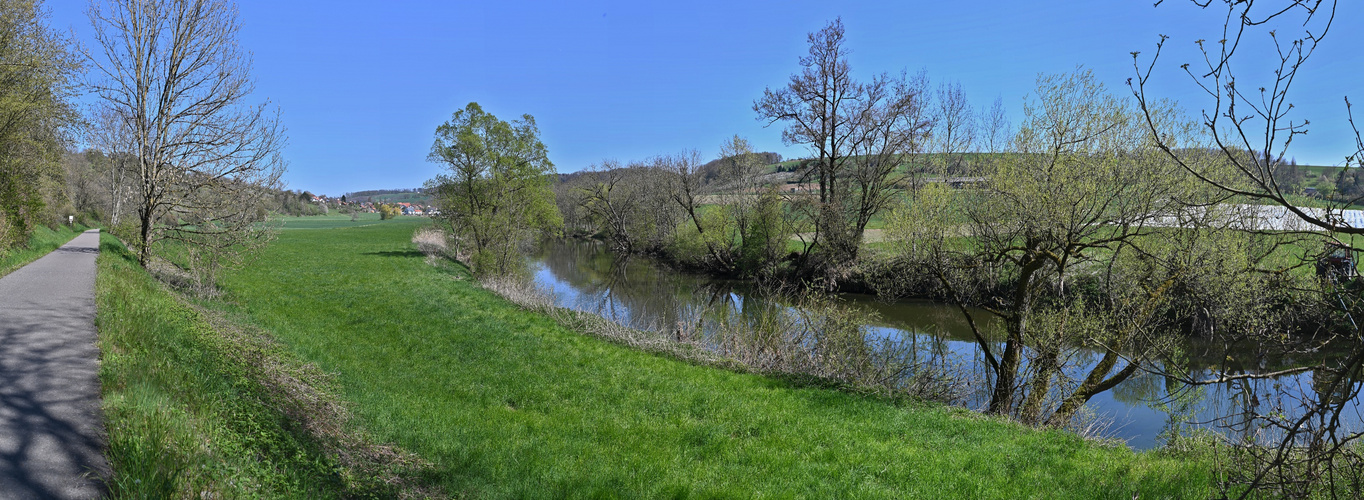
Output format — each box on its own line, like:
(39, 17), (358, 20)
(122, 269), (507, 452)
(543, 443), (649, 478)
(529, 238), (1363, 450)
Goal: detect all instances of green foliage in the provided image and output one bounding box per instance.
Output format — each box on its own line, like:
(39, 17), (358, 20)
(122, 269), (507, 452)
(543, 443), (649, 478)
(887, 68), (1220, 424)
(204, 217), (1216, 498)
(738, 188), (793, 272)
(0, 0), (79, 252)
(377, 203), (401, 220)
(427, 102), (562, 276)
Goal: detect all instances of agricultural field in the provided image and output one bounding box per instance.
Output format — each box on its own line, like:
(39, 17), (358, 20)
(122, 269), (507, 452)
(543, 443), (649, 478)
(277, 212), (388, 230)
(190, 217), (1216, 498)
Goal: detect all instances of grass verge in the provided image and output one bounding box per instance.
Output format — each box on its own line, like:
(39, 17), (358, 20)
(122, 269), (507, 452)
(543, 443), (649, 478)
(95, 232), (432, 498)
(208, 217), (1215, 498)
(0, 223), (91, 278)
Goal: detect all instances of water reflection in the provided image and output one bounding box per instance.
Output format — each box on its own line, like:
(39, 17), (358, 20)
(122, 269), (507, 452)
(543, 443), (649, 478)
(530, 238), (1363, 450)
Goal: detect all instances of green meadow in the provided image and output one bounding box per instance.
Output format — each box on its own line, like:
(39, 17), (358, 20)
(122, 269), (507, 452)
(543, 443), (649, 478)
(277, 211), (388, 229)
(140, 215), (1214, 498)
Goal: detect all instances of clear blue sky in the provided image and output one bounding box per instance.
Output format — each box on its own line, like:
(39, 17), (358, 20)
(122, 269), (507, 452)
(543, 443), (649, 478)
(46, 1), (1364, 196)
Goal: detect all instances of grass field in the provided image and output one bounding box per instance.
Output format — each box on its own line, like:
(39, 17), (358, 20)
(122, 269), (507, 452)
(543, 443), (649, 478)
(96, 233), (350, 496)
(195, 216), (1215, 498)
(0, 223), (91, 279)
(278, 211), (390, 229)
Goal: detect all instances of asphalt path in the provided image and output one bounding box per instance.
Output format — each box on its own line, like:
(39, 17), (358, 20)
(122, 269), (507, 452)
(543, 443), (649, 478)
(0, 229), (106, 499)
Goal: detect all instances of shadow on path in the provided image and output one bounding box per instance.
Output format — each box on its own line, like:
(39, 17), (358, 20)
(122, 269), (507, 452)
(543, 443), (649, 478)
(0, 230), (107, 499)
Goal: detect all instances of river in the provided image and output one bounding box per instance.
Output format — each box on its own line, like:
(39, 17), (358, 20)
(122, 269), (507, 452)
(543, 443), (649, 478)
(529, 238), (1363, 450)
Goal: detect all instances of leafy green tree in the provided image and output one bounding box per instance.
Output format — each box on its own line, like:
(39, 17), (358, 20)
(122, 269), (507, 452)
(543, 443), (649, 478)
(427, 102), (562, 276)
(0, 0), (79, 253)
(377, 204), (400, 220)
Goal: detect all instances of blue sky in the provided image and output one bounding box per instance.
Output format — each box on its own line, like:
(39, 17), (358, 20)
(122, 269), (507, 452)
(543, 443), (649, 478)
(46, 1), (1364, 196)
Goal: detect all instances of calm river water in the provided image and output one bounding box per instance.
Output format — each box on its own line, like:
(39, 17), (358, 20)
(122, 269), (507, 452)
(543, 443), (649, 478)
(529, 239), (1363, 450)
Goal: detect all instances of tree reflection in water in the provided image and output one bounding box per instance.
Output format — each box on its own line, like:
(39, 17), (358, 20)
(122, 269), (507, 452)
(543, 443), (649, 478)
(530, 239), (1362, 452)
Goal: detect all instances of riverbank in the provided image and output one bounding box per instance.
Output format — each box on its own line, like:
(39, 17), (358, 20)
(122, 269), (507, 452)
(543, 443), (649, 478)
(194, 216), (1214, 497)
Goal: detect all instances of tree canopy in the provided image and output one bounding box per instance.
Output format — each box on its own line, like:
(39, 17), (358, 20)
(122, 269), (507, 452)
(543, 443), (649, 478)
(427, 102), (561, 276)
(0, 0), (79, 254)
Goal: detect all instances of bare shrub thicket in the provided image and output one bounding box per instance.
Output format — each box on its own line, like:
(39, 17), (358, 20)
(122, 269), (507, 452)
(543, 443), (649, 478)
(562, 139), (797, 276)
(411, 226), (456, 267)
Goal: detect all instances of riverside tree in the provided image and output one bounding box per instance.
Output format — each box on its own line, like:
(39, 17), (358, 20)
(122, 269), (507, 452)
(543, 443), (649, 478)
(754, 18), (930, 269)
(1133, 1), (1364, 495)
(426, 102), (562, 276)
(0, 0), (79, 254)
(890, 68), (1211, 425)
(665, 139), (792, 274)
(87, 0), (287, 279)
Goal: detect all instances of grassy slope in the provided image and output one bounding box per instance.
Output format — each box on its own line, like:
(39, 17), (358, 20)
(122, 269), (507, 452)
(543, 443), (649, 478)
(0, 223), (90, 278)
(213, 217), (1213, 498)
(95, 233), (398, 497)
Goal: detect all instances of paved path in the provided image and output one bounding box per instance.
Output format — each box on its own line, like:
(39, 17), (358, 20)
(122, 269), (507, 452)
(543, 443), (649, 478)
(0, 230), (106, 499)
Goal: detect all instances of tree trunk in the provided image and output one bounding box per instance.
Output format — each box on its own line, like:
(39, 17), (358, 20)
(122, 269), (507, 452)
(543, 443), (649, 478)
(987, 254), (1045, 415)
(138, 203), (152, 267)
(1019, 346), (1060, 425)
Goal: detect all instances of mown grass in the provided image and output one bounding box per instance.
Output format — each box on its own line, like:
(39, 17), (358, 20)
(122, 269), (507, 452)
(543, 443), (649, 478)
(207, 216), (1215, 498)
(278, 211), (390, 230)
(95, 232), (422, 498)
(0, 223), (91, 278)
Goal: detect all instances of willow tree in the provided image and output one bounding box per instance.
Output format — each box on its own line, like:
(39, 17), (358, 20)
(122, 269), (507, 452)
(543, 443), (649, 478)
(890, 68), (1209, 425)
(427, 102), (561, 276)
(88, 0), (286, 276)
(0, 0), (79, 253)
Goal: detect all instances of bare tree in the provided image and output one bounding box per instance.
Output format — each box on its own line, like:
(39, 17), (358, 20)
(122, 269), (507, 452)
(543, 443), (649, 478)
(716, 136), (792, 272)
(87, 0), (286, 276)
(666, 149), (735, 268)
(754, 18), (930, 268)
(577, 159), (680, 256)
(86, 104), (137, 227)
(930, 81), (975, 175)
(982, 96), (1013, 155)
(1133, 1), (1364, 497)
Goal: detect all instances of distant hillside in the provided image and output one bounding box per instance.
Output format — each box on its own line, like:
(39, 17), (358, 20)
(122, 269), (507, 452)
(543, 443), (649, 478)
(343, 188), (433, 205)
(557, 152), (784, 184)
